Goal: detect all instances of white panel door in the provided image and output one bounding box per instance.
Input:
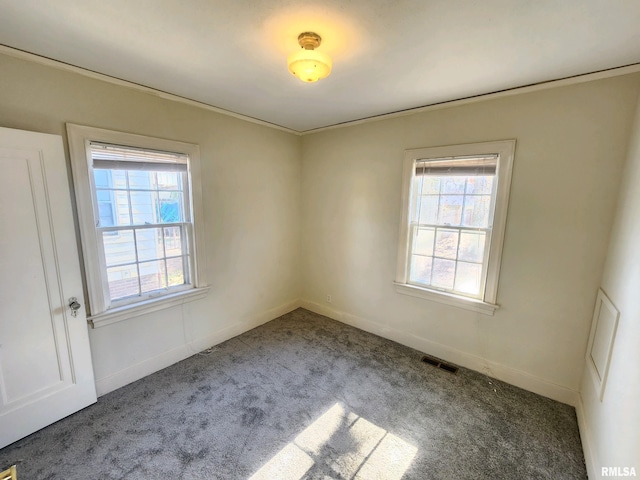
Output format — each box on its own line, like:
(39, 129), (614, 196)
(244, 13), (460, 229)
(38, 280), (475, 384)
(0, 127), (97, 449)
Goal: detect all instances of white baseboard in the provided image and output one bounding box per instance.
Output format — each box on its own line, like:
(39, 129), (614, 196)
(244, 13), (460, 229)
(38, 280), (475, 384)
(95, 343), (190, 396)
(95, 299), (301, 396)
(186, 298), (301, 354)
(575, 393), (598, 480)
(96, 297), (579, 406)
(300, 299), (579, 406)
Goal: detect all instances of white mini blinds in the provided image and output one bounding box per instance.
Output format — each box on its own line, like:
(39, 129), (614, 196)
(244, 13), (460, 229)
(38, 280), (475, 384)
(90, 142), (188, 171)
(415, 155), (497, 176)
(395, 141), (515, 314)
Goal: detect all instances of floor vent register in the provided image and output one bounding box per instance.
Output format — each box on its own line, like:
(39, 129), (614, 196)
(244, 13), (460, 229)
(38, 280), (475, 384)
(421, 354), (459, 374)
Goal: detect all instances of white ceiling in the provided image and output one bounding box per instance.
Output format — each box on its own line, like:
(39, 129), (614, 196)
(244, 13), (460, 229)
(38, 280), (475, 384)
(1, 1), (639, 132)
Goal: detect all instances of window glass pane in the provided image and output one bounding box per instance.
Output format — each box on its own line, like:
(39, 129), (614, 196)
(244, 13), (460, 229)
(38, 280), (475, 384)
(94, 169), (111, 188)
(98, 204), (114, 227)
(437, 195), (463, 226)
(454, 262), (483, 295)
(167, 257), (186, 287)
(97, 200), (114, 227)
(420, 176), (441, 195)
(114, 190), (132, 226)
(458, 231), (486, 263)
(158, 191), (184, 223)
(139, 260), (167, 293)
(107, 264), (139, 300)
(417, 195), (439, 225)
(409, 255), (432, 286)
(434, 229), (459, 260)
(131, 191), (157, 225)
(441, 177), (466, 194)
(431, 258), (456, 289)
(102, 230), (136, 267)
(112, 170), (127, 188)
(465, 176), (494, 195)
(413, 227), (435, 256)
(136, 228), (163, 262)
(164, 226), (184, 257)
(96, 189), (111, 202)
(128, 170), (154, 189)
(156, 172), (181, 190)
(463, 195), (491, 227)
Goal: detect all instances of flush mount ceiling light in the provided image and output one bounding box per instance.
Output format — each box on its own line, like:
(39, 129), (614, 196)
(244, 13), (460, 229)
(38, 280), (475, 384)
(287, 32), (332, 83)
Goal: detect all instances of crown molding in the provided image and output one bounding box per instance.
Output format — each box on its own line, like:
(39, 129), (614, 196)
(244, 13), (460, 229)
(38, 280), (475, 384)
(2, 44), (638, 137)
(0, 44), (300, 136)
(300, 63), (640, 135)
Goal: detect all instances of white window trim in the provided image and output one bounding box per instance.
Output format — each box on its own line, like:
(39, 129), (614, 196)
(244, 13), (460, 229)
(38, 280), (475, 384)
(67, 124), (208, 328)
(395, 140), (515, 315)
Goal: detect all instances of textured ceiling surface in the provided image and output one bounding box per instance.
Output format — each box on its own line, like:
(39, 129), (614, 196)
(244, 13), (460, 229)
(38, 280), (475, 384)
(1, 1), (639, 132)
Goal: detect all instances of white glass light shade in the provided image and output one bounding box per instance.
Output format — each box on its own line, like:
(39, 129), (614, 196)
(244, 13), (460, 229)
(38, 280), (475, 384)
(287, 49), (332, 83)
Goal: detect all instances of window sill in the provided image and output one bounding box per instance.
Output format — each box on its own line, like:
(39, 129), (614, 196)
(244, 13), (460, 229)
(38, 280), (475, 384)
(393, 282), (498, 315)
(87, 286), (210, 328)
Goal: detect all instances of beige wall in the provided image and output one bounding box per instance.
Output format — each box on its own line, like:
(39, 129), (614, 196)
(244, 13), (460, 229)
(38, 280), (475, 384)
(300, 74), (640, 401)
(580, 91), (640, 477)
(0, 53), (302, 394)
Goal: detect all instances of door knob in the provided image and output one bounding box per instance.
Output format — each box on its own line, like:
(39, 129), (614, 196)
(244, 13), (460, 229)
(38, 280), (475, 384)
(68, 297), (81, 317)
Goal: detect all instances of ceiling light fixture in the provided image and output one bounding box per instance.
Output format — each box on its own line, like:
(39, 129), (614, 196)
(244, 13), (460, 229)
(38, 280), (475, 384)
(287, 32), (332, 83)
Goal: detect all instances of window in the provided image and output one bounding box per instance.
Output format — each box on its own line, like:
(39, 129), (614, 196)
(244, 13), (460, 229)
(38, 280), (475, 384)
(395, 140), (515, 314)
(67, 125), (208, 327)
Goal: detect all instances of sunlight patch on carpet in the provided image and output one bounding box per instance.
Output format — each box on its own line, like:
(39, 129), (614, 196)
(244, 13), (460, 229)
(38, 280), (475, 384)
(249, 402), (417, 480)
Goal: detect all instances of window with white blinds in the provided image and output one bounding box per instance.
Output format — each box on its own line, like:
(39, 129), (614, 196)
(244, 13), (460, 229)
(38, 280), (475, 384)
(67, 125), (208, 326)
(90, 142), (192, 303)
(395, 141), (515, 314)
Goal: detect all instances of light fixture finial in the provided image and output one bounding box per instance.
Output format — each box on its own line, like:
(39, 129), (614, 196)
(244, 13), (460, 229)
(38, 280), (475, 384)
(297, 32), (322, 50)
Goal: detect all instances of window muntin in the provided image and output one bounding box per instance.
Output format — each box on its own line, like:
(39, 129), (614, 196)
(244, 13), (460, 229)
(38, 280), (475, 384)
(395, 141), (515, 312)
(408, 156), (497, 299)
